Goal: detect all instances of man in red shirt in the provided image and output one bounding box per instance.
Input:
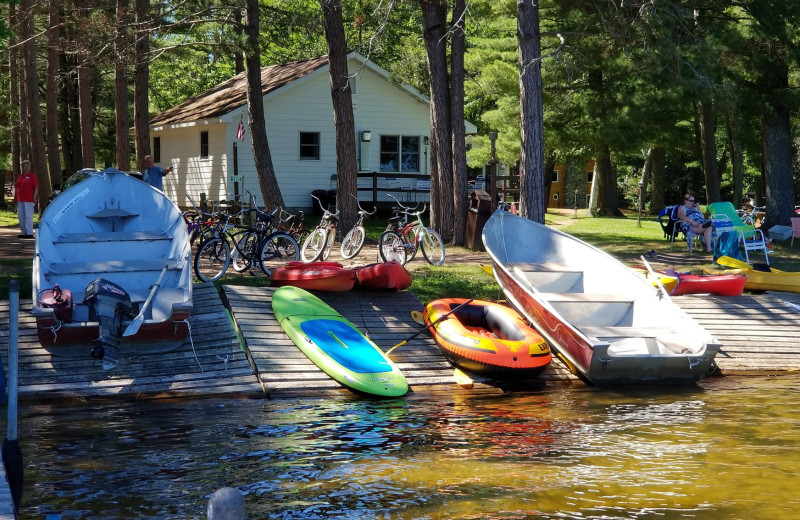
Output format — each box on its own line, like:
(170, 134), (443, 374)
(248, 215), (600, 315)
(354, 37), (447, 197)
(14, 159), (39, 238)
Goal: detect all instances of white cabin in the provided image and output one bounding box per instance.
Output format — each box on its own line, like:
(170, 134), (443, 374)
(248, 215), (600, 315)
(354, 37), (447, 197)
(149, 52), (476, 211)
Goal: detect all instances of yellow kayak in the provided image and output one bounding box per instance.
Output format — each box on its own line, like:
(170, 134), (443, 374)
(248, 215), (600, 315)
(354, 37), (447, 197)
(710, 256), (800, 293)
(629, 266), (679, 293)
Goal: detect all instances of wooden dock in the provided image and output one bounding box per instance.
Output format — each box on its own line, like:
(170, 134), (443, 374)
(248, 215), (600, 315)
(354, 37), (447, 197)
(2, 284), (800, 403)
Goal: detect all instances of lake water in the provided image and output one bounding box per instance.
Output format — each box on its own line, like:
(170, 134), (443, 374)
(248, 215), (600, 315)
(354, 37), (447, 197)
(6, 375), (800, 519)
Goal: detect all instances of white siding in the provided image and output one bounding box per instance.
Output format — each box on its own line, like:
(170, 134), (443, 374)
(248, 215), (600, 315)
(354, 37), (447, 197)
(152, 55), (443, 211)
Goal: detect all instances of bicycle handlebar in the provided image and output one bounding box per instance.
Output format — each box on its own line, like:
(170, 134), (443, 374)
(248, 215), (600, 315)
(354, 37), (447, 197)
(351, 195), (377, 216)
(387, 193), (424, 214)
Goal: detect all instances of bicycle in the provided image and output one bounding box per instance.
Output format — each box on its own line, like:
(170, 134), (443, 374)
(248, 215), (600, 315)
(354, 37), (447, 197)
(194, 203), (299, 282)
(277, 207), (309, 244)
(301, 193), (340, 262)
(193, 207), (238, 282)
(378, 194), (445, 266)
(339, 197), (376, 260)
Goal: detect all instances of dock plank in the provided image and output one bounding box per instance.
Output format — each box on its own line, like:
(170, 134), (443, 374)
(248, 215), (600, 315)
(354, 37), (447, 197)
(221, 285), (577, 398)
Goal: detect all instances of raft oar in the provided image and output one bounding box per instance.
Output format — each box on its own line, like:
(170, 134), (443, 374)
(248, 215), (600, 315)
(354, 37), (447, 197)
(640, 255), (672, 301)
(385, 298), (475, 357)
(123, 266), (168, 337)
(409, 305), (476, 388)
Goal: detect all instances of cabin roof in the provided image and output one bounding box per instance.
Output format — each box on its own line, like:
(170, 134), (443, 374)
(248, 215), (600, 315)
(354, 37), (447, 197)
(149, 55), (330, 126)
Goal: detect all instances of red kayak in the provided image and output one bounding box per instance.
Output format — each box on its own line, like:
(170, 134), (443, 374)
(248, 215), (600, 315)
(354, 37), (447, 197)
(270, 261), (355, 291)
(669, 272), (747, 296)
(354, 261), (412, 290)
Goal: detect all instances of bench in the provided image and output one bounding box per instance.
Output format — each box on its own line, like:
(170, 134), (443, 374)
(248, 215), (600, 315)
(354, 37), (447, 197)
(44, 259), (177, 276)
(511, 263), (584, 293)
(55, 231), (170, 244)
(537, 292), (634, 327)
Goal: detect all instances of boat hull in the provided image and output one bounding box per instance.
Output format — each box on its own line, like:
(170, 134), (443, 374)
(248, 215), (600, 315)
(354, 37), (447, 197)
(424, 298), (551, 380)
(32, 168), (193, 361)
(670, 274), (747, 296)
(482, 210), (721, 386)
(270, 261), (355, 291)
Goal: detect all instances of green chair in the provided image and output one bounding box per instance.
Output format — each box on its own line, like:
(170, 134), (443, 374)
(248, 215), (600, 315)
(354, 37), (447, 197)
(707, 201), (770, 266)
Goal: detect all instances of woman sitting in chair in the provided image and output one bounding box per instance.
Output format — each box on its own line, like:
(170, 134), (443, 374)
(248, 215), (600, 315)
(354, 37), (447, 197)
(677, 193), (713, 253)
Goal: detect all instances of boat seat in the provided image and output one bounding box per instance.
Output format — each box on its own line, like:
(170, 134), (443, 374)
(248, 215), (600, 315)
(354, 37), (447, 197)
(537, 292), (630, 303)
(580, 326), (700, 356)
(55, 231), (170, 243)
(87, 208), (139, 218)
(537, 292), (634, 327)
(512, 264), (584, 293)
(578, 326), (677, 339)
(44, 259), (176, 275)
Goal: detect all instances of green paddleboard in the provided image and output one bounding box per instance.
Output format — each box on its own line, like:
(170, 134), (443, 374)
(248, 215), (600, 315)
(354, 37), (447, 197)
(272, 286), (409, 397)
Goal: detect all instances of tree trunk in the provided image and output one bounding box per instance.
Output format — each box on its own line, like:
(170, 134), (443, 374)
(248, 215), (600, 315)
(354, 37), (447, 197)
(322, 0), (357, 233)
(648, 147), (666, 212)
(115, 0), (132, 170)
(421, 0), (453, 240)
(20, 0), (51, 206)
(46, 1), (64, 189)
(246, 0), (284, 209)
(697, 99), (720, 204)
(450, 0), (468, 245)
(640, 149), (652, 212)
(8, 2), (20, 186)
(134, 0), (151, 169)
(725, 116), (744, 208)
(59, 52), (82, 174)
(516, 0), (545, 223)
(762, 106), (794, 227)
(594, 145), (616, 216)
(75, 0), (95, 167)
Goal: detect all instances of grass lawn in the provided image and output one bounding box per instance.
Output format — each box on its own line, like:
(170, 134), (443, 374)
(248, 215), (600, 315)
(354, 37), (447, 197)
(4, 207), (800, 303)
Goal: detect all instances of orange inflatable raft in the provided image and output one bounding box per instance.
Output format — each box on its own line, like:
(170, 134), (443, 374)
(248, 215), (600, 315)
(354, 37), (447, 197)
(424, 298), (552, 380)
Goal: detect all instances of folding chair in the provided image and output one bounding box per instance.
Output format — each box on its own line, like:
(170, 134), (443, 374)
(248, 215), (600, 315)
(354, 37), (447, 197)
(708, 201), (770, 265)
(664, 205), (704, 252)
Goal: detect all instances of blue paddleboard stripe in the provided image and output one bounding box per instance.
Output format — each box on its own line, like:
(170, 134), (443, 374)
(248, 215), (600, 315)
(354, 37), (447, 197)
(300, 319), (392, 374)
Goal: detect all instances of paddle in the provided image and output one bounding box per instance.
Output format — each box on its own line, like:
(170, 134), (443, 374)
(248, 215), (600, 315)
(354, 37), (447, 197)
(123, 266), (168, 337)
(385, 298), (475, 356)
(640, 255), (672, 301)
(408, 308), (476, 388)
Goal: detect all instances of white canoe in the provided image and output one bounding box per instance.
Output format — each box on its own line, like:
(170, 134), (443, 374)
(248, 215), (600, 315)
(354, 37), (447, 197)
(32, 168), (193, 368)
(482, 209), (720, 385)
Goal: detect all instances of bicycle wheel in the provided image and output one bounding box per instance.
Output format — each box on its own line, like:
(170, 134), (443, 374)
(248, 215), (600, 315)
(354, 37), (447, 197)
(321, 227), (336, 260)
(231, 231), (258, 272)
(378, 230), (408, 265)
(301, 228), (328, 262)
(340, 226), (366, 259)
(194, 238), (231, 282)
(420, 228), (446, 266)
(260, 233), (300, 276)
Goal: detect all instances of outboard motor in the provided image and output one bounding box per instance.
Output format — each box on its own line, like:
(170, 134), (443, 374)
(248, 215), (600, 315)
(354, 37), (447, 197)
(83, 279), (133, 369)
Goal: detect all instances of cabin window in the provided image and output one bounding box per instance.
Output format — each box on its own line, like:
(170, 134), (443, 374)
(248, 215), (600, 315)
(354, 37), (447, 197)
(379, 135), (420, 173)
(299, 132), (321, 160)
(587, 170), (593, 183)
(200, 131), (209, 158)
(551, 170), (558, 183)
(153, 137), (161, 163)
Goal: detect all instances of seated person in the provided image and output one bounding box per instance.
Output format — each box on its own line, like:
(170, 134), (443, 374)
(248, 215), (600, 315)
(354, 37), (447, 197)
(677, 193), (713, 252)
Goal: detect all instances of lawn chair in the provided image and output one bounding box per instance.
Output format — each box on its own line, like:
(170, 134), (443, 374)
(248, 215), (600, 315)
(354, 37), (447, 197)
(791, 217), (800, 247)
(661, 204), (704, 252)
(707, 201), (770, 265)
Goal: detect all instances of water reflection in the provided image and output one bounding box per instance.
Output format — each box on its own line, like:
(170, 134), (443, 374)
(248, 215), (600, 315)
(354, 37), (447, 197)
(5, 376), (800, 519)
